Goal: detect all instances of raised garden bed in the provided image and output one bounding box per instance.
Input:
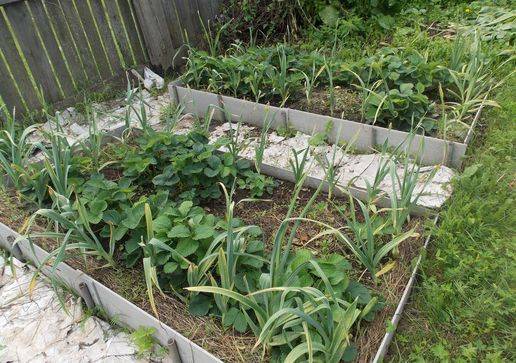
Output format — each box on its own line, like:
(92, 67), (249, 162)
(0, 97), (445, 362)
(170, 83), (483, 170)
(170, 84), (456, 212)
(177, 42), (488, 169)
(0, 179), (433, 363)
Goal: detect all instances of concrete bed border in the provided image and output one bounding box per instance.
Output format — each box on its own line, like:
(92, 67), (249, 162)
(0, 222), (221, 363)
(372, 215), (439, 362)
(170, 84), (483, 170)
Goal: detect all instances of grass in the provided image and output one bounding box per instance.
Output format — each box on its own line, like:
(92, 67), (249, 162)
(389, 75), (516, 361)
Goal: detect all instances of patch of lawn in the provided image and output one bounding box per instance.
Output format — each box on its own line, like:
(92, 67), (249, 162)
(389, 76), (516, 361)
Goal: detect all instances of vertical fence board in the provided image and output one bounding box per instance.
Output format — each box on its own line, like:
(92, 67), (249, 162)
(102, 0), (133, 67)
(131, 0), (175, 69)
(72, 0), (112, 79)
(131, 0), (221, 70)
(58, 0), (102, 85)
(174, 0), (202, 46)
(118, 0), (147, 64)
(3, 2), (62, 105)
(88, 0), (122, 73)
(28, 0), (76, 96)
(0, 11), (41, 113)
(0, 52), (24, 115)
(43, 0), (88, 89)
(161, 0), (184, 49)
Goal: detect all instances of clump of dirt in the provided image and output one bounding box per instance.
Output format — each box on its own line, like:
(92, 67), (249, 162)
(289, 87), (364, 121)
(0, 190), (32, 230)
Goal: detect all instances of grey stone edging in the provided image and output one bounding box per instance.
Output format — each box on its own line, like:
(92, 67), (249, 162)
(0, 221), (221, 363)
(171, 84), (475, 169)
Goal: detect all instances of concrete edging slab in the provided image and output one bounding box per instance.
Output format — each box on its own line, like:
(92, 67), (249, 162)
(0, 221), (221, 363)
(373, 215), (440, 362)
(170, 84), (476, 169)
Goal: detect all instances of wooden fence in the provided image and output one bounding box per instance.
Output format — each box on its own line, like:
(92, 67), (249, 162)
(0, 0), (149, 117)
(133, 0), (220, 70)
(0, 0), (221, 119)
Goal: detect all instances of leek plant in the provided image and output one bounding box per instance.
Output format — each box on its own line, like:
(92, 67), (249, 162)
(23, 189), (117, 269)
(123, 80), (137, 131)
(273, 45), (291, 106)
(139, 203), (167, 317)
(225, 59), (243, 98)
(187, 285), (363, 362)
(254, 107), (275, 173)
(198, 16), (231, 57)
(298, 57), (325, 106)
(36, 117), (73, 200)
(359, 140), (404, 205)
(0, 110), (38, 190)
(445, 32), (510, 132)
(77, 107), (115, 173)
(187, 150), (371, 360)
(247, 66), (265, 103)
(307, 197), (418, 282)
(160, 103), (185, 133)
(207, 68), (223, 93)
(387, 154), (436, 235)
(131, 88), (152, 134)
(324, 56), (336, 116)
(208, 184), (268, 318)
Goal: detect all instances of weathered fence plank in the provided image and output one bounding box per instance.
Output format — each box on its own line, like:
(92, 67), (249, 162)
(0, 0), (147, 117)
(0, 53), (23, 116)
(28, 0), (76, 96)
(102, 0), (133, 68)
(131, 0), (176, 70)
(132, 0), (221, 70)
(73, 0), (112, 79)
(3, 1), (62, 104)
(42, 0), (89, 88)
(118, 0), (148, 63)
(0, 0), (218, 117)
(88, 0), (123, 73)
(0, 11), (40, 113)
(58, 0), (103, 84)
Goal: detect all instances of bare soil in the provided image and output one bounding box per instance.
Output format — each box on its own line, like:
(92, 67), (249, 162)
(289, 87), (364, 121)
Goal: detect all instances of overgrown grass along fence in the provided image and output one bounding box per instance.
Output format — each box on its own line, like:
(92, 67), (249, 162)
(0, 0), (220, 120)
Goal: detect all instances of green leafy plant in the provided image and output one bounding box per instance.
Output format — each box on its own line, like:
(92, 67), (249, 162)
(443, 33), (507, 134)
(130, 326), (156, 357)
(0, 110), (38, 191)
(273, 45), (292, 106)
(37, 119), (74, 199)
(237, 169), (275, 197)
(298, 55), (326, 106)
(363, 82), (434, 130)
(159, 102), (185, 133)
(312, 195), (418, 281)
(187, 161), (376, 360)
(23, 189), (117, 268)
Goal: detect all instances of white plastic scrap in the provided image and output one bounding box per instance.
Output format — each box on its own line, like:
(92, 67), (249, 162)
(144, 67), (165, 90)
(0, 257), (164, 362)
